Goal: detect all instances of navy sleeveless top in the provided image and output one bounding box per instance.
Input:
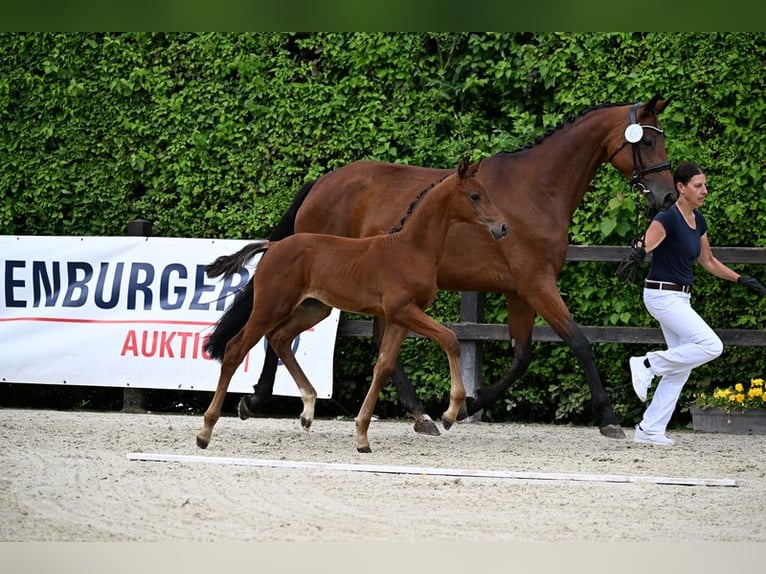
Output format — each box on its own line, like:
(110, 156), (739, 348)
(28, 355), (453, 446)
(647, 204), (707, 286)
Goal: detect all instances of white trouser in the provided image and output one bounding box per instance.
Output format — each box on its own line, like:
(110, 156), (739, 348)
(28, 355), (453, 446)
(640, 288), (723, 433)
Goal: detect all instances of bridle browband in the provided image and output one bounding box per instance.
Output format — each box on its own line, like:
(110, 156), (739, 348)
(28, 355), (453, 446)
(607, 102), (671, 192)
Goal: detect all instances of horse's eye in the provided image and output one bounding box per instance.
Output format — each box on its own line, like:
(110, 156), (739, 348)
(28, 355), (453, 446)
(470, 193), (481, 201)
(642, 138), (653, 148)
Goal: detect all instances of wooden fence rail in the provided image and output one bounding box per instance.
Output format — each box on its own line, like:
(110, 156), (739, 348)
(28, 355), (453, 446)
(336, 245), (766, 394)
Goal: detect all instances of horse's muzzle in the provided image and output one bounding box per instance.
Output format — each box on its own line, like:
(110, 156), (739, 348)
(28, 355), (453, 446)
(491, 222), (509, 240)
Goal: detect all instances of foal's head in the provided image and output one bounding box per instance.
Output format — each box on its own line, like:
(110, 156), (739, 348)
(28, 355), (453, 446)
(450, 157), (509, 241)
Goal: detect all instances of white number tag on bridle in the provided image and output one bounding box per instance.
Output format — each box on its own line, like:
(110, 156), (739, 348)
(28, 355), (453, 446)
(624, 123), (644, 143)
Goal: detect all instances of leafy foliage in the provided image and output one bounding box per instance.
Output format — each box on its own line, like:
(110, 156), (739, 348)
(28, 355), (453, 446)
(2, 33), (765, 425)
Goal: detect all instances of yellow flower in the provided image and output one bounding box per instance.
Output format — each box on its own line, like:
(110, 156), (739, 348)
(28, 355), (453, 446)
(694, 377), (766, 411)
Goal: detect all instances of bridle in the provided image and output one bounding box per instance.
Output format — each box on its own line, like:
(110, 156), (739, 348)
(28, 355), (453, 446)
(607, 102), (671, 193)
(607, 101), (673, 248)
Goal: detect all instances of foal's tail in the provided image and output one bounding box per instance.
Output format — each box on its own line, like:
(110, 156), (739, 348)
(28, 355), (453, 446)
(204, 179), (317, 362)
(206, 240), (270, 279)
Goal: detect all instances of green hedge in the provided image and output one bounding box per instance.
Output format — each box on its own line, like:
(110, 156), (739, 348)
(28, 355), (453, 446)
(2, 32), (764, 425)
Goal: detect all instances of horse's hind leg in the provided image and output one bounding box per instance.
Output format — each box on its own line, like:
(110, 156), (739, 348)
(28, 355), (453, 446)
(267, 308), (330, 431)
(463, 293), (535, 418)
(239, 299), (331, 420)
(373, 317), (440, 437)
(197, 322), (266, 449)
(238, 345), (279, 419)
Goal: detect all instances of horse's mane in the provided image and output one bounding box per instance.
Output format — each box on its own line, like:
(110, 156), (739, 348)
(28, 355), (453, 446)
(386, 103), (632, 233)
(501, 102), (631, 155)
(388, 172), (452, 234)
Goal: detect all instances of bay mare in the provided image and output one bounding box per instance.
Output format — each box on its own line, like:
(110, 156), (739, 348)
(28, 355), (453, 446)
(206, 96), (676, 440)
(198, 159), (508, 452)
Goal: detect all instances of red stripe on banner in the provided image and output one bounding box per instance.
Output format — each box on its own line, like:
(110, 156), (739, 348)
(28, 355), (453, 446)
(0, 316), (316, 332)
(0, 317), (216, 327)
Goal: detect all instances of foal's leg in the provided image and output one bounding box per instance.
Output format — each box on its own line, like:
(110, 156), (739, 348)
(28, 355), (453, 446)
(372, 316), (440, 436)
(268, 317), (328, 431)
(391, 306), (466, 430)
(197, 321), (266, 449)
(238, 299), (331, 422)
(356, 324), (409, 453)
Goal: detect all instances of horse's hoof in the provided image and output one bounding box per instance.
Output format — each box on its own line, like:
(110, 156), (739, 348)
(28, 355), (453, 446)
(413, 416), (441, 437)
(455, 401), (469, 421)
(357, 445), (372, 453)
(464, 395), (483, 417)
(599, 424), (626, 439)
(196, 436), (209, 449)
(238, 396), (254, 420)
(300, 416), (313, 431)
(441, 415), (454, 431)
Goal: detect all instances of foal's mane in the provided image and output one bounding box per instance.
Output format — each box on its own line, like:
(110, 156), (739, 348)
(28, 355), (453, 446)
(387, 171), (453, 234)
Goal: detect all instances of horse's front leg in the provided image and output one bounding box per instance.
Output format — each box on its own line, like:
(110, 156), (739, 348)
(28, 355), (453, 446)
(527, 287), (625, 439)
(372, 316), (440, 436)
(391, 307), (466, 431)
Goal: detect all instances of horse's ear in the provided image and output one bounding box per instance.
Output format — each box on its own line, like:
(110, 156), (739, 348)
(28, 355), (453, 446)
(654, 96), (672, 114)
(457, 156), (471, 179)
(644, 95), (672, 116)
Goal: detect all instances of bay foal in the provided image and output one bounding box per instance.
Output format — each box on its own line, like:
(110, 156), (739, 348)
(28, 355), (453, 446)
(196, 158), (508, 452)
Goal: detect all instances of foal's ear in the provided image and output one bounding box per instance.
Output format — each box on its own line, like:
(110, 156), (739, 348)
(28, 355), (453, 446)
(457, 156), (478, 179)
(457, 156), (471, 178)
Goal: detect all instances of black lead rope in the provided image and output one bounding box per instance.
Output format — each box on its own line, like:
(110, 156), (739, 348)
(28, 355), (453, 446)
(631, 193), (646, 251)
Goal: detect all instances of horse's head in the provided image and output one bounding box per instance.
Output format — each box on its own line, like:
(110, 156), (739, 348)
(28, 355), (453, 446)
(607, 95), (676, 217)
(455, 157), (508, 241)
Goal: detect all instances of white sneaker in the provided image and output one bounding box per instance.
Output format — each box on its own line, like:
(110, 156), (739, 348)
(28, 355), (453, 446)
(629, 356), (653, 402)
(634, 425), (675, 446)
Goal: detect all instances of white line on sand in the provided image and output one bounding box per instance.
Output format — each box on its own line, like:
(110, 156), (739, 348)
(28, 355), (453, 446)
(126, 452), (737, 487)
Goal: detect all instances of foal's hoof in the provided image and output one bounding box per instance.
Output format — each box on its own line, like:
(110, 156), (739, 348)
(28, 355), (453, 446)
(357, 445), (372, 453)
(413, 416), (441, 437)
(238, 396), (254, 420)
(300, 416), (313, 431)
(196, 436), (209, 449)
(599, 424), (626, 439)
(441, 415), (455, 431)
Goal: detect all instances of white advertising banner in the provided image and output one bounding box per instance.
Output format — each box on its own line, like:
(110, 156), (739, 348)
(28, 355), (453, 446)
(0, 235), (339, 398)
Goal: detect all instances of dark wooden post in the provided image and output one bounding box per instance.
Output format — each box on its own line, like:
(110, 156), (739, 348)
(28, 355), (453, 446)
(459, 291), (483, 422)
(121, 219), (152, 413)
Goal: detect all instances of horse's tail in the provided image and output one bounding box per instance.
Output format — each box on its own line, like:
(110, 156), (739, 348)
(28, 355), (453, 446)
(268, 179), (317, 240)
(205, 240), (270, 279)
(204, 178), (318, 362)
